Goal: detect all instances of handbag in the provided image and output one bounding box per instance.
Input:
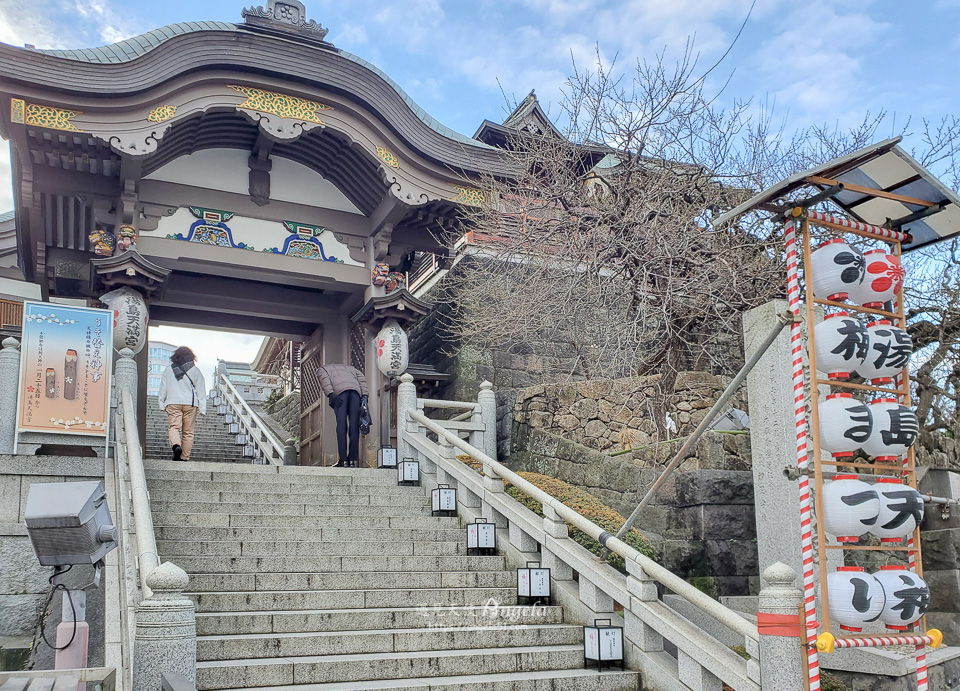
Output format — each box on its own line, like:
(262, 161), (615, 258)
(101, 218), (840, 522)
(359, 399), (371, 435)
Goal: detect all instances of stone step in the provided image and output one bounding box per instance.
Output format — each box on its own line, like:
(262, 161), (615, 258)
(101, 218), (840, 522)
(189, 587), (516, 613)
(167, 555), (507, 574)
(149, 489), (428, 506)
(186, 570), (517, 593)
(149, 482), (420, 497)
(196, 605), (562, 636)
(233, 669), (639, 691)
(151, 501), (431, 517)
(145, 472), (401, 488)
(143, 460), (394, 479)
(156, 513), (458, 529)
(196, 645), (584, 689)
(155, 526), (464, 543)
(157, 539), (469, 557)
(197, 624), (579, 661)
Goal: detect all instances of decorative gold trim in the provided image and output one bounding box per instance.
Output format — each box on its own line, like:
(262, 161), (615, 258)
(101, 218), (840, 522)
(451, 185), (485, 206)
(10, 98), (25, 124)
(376, 146), (400, 168)
(148, 104), (177, 123)
(227, 85), (332, 124)
(24, 103), (83, 132)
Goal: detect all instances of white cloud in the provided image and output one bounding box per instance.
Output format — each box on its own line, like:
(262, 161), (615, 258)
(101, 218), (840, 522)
(149, 325), (266, 387)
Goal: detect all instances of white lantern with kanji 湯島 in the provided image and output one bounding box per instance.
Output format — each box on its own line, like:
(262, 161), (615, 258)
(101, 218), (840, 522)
(822, 475), (880, 543)
(862, 398), (918, 462)
(815, 312), (868, 380)
(857, 321), (912, 385)
(818, 393), (873, 458)
(810, 239), (865, 302)
(827, 567), (885, 632)
(99, 286), (148, 354)
(872, 477), (925, 544)
(849, 249), (904, 308)
(375, 318), (408, 377)
(874, 566), (929, 631)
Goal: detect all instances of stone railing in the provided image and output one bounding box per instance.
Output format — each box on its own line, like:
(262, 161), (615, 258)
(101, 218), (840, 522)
(215, 373), (286, 465)
(398, 373), (807, 691)
(112, 349), (197, 691)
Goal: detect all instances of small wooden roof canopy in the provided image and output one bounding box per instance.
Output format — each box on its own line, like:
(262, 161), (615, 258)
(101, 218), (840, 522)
(716, 137), (960, 251)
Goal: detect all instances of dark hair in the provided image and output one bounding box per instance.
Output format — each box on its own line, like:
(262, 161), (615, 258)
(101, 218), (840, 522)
(171, 346), (195, 367)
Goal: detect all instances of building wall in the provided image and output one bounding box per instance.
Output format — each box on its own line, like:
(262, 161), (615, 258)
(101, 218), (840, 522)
(146, 341), (176, 397)
(216, 361), (281, 404)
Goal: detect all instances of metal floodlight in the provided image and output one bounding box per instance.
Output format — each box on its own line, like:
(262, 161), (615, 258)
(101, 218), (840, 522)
(466, 517), (496, 555)
(432, 484), (457, 517)
(24, 481), (117, 567)
(517, 561), (552, 606)
(583, 619), (624, 671)
(378, 446), (398, 469)
(398, 458), (420, 486)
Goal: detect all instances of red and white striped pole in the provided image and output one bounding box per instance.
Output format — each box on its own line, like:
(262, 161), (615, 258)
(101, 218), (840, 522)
(817, 631), (942, 653)
(805, 210), (909, 243)
(784, 219), (821, 690)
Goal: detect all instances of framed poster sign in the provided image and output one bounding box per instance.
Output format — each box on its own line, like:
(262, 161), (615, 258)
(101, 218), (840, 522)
(16, 302), (113, 437)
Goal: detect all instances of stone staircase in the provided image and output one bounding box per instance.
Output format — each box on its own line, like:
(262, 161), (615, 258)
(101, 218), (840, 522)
(145, 460), (641, 690)
(147, 395), (248, 463)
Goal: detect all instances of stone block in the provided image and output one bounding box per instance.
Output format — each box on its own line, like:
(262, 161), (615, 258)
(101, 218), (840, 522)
(920, 528), (959, 571)
(698, 505), (756, 541)
(0, 475), (21, 524)
(924, 569), (960, 613)
(661, 541), (708, 576)
(0, 536), (51, 596)
(674, 470), (754, 506)
(569, 398), (599, 420)
(703, 539), (759, 577)
(583, 420), (607, 438)
(0, 593), (46, 636)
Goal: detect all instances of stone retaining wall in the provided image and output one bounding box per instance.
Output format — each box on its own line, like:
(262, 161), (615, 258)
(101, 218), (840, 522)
(265, 391), (300, 440)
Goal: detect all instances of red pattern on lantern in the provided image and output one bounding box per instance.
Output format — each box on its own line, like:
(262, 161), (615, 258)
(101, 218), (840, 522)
(852, 250), (904, 307)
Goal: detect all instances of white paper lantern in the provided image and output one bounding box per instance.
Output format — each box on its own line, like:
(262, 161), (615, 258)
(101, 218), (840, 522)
(862, 398), (919, 462)
(818, 393), (873, 458)
(99, 286), (148, 353)
(872, 478), (925, 543)
(827, 567), (885, 633)
(849, 249), (904, 308)
(432, 485), (457, 516)
(858, 321), (912, 385)
(874, 566), (929, 631)
(375, 318), (409, 377)
(810, 239), (865, 302)
(466, 518), (497, 555)
(377, 446), (398, 469)
(398, 458), (420, 486)
(584, 619), (624, 671)
(822, 475), (880, 542)
(815, 312), (868, 380)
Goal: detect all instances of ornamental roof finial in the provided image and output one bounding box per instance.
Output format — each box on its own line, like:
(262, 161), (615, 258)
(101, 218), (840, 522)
(241, 0), (331, 43)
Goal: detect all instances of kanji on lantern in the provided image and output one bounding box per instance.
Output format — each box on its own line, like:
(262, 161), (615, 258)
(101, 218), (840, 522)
(874, 567), (929, 631)
(818, 393), (872, 457)
(822, 475), (879, 542)
(815, 312), (868, 380)
(827, 567), (885, 633)
(857, 321), (912, 385)
(862, 398), (919, 462)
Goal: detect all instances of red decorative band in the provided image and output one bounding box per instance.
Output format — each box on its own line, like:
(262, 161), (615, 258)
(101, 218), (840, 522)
(758, 612), (804, 637)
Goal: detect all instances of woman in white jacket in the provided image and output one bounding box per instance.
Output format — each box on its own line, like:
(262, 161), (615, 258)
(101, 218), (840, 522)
(158, 346), (206, 461)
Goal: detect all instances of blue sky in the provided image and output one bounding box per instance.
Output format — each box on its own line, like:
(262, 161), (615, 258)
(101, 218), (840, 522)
(0, 0), (957, 364)
(0, 0), (958, 215)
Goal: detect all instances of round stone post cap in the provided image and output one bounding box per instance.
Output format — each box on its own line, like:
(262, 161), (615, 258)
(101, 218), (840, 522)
(2, 337), (20, 349)
(145, 561), (190, 593)
(400, 373), (414, 383)
(118, 347), (135, 359)
(479, 380), (493, 391)
(761, 561), (797, 587)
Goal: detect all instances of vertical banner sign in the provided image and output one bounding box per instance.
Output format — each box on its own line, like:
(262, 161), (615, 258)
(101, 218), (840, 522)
(17, 302), (113, 436)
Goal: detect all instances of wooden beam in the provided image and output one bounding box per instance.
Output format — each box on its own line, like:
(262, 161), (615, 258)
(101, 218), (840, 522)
(805, 175), (936, 207)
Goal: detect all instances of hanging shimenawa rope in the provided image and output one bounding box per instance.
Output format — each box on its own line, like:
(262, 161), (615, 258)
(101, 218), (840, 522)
(784, 218), (822, 691)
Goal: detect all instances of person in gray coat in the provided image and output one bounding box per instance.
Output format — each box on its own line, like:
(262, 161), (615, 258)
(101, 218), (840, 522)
(317, 363), (369, 467)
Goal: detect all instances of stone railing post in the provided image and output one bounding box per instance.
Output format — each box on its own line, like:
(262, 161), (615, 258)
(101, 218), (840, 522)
(757, 561), (805, 691)
(115, 347), (139, 415)
(540, 504), (573, 580)
(283, 438), (298, 465)
(0, 337), (21, 453)
(625, 560), (663, 652)
(477, 380), (497, 461)
(397, 373), (417, 463)
(134, 562), (197, 691)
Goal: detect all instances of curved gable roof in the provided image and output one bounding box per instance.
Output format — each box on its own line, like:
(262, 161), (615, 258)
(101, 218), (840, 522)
(26, 21), (490, 154)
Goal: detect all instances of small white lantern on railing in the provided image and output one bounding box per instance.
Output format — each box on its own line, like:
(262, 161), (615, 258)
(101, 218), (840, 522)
(584, 619), (624, 671)
(432, 484), (457, 516)
(827, 567), (885, 633)
(872, 478), (924, 543)
(214, 396), (223, 407)
(517, 561), (552, 606)
(236, 433), (247, 445)
(466, 517), (497, 555)
(815, 312), (868, 380)
(224, 413), (235, 424)
(229, 422), (240, 434)
(398, 458), (420, 486)
(217, 404), (227, 415)
(874, 566), (929, 631)
(378, 446), (398, 469)
(862, 398), (919, 462)
(243, 444), (255, 458)
(810, 239), (865, 302)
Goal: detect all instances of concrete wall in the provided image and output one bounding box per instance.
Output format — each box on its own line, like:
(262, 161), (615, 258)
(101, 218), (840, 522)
(0, 456), (106, 670)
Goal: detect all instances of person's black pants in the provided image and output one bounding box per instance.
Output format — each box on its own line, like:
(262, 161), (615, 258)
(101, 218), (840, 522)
(334, 390), (362, 463)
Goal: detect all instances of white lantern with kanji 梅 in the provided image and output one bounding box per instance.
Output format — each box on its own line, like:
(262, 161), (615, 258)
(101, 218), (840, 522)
(827, 567), (885, 633)
(818, 393), (872, 458)
(872, 478), (925, 544)
(810, 239), (865, 302)
(849, 249), (904, 308)
(815, 312), (868, 380)
(874, 566), (929, 631)
(862, 398), (919, 462)
(821, 475), (880, 543)
(857, 321), (912, 385)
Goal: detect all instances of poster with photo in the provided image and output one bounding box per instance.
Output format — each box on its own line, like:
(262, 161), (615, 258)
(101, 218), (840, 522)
(17, 302), (113, 436)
